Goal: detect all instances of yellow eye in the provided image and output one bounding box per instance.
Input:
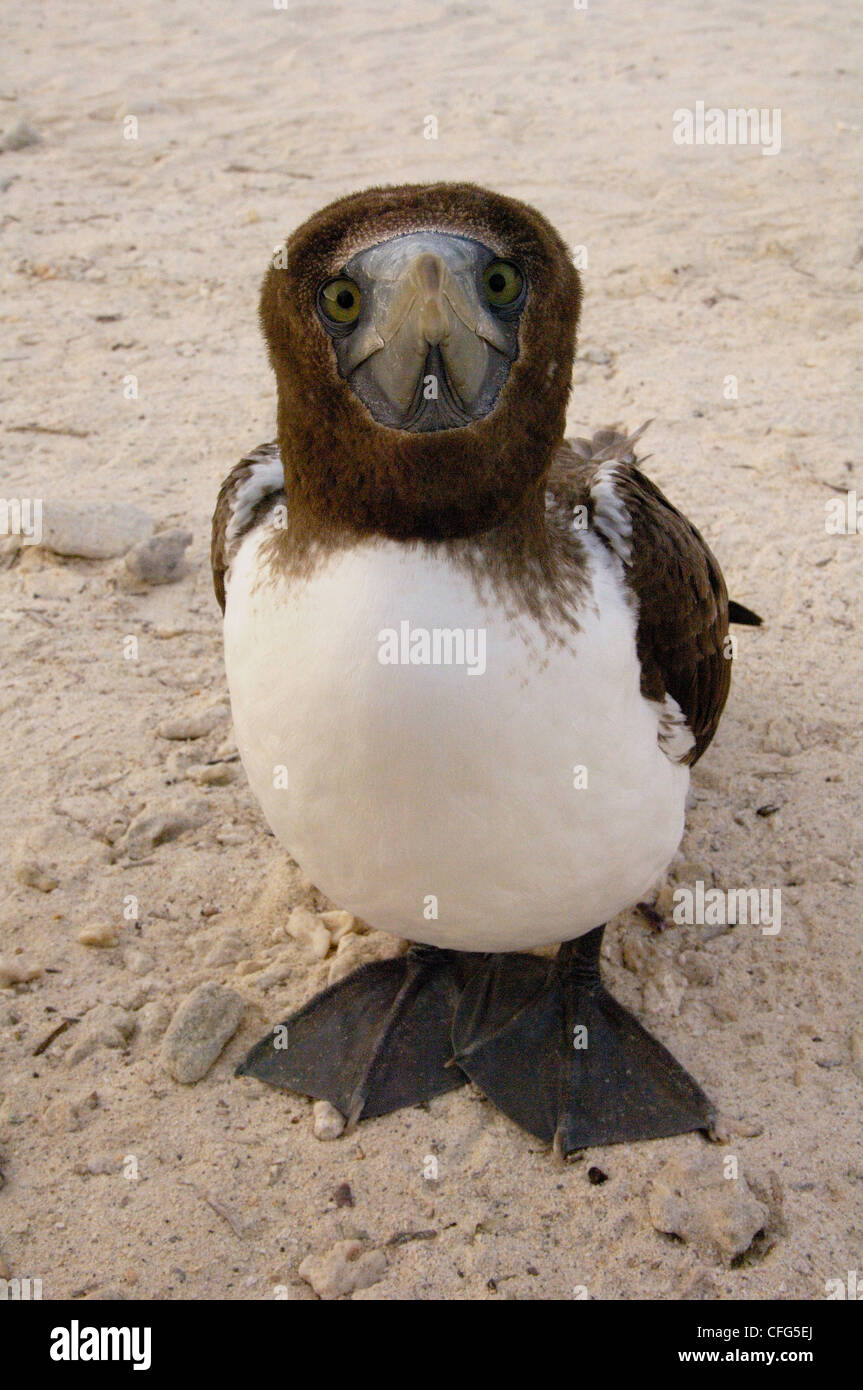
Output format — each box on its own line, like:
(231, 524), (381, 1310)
(319, 277), (361, 324)
(483, 260), (524, 308)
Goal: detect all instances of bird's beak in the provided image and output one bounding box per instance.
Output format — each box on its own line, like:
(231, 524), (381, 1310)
(333, 232), (519, 432)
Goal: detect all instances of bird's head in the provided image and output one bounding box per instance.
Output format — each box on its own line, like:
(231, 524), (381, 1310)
(260, 183), (581, 541)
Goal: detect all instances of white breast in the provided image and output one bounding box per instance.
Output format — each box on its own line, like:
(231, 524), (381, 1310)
(223, 530), (689, 951)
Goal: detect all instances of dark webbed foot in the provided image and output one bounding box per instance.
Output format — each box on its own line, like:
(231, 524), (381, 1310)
(236, 945), (467, 1126)
(452, 926), (714, 1154)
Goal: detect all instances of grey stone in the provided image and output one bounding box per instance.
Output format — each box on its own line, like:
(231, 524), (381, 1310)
(39, 501), (154, 559)
(161, 983), (244, 1083)
(124, 529), (192, 585)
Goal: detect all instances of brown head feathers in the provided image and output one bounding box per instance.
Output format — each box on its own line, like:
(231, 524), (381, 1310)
(259, 182), (582, 543)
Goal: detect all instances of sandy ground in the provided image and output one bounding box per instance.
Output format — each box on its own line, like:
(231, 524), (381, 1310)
(1, 0), (862, 1301)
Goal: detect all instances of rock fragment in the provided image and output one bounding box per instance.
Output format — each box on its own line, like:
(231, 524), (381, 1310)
(313, 1100), (346, 1141)
(123, 948), (155, 975)
(66, 1006), (135, 1065)
(77, 924), (120, 948)
(286, 906), (319, 943)
(123, 529), (192, 585)
(156, 707), (226, 741)
(320, 910), (357, 942)
(298, 1239), (387, 1300)
(13, 855), (58, 893)
(762, 717), (800, 757)
(188, 762), (236, 786)
(0, 958), (42, 987)
(117, 803), (207, 861)
(160, 983), (244, 1083)
(1, 119), (43, 151)
(38, 501), (154, 559)
(647, 1154), (769, 1265)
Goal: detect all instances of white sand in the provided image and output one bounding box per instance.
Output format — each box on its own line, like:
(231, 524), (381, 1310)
(1, 0), (861, 1299)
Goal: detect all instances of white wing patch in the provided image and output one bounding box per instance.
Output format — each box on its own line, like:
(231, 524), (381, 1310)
(589, 462), (633, 566)
(654, 693), (697, 762)
(226, 446), (285, 544)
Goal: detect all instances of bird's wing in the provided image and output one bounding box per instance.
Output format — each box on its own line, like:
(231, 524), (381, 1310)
(211, 442), (286, 613)
(551, 426), (731, 766)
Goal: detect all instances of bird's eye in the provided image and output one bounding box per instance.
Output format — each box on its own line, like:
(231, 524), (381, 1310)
(483, 260), (524, 308)
(318, 277), (361, 325)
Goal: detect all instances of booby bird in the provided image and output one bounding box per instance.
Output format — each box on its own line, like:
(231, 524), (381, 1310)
(213, 183), (758, 1154)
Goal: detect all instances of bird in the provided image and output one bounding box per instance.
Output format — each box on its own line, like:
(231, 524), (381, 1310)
(212, 182), (761, 1156)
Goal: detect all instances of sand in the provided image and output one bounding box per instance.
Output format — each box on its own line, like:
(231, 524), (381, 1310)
(1, 0), (861, 1300)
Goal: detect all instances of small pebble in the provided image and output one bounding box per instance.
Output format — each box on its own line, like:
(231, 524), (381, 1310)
(188, 763), (236, 786)
(320, 910), (357, 942)
(313, 1100), (346, 1141)
(762, 718), (800, 757)
(78, 924), (120, 949)
(287, 906), (319, 943)
(580, 347), (614, 365)
(0, 119), (42, 151)
(849, 1028), (863, 1083)
(156, 708), (226, 741)
(123, 948), (155, 975)
(66, 1006), (135, 1065)
(202, 934), (246, 967)
(0, 958), (42, 988)
(286, 908), (332, 959)
(245, 961), (292, 990)
(310, 922), (332, 960)
(75, 1155), (118, 1176)
(118, 803), (207, 861)
(13, 856), (58, 893)
(124, 529), (192, 585)
(298, 1239), (386, 1300)
(160, 982), (244, 1083)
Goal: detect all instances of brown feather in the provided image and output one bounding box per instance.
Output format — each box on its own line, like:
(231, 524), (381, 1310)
(259, 182), (581, 544)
